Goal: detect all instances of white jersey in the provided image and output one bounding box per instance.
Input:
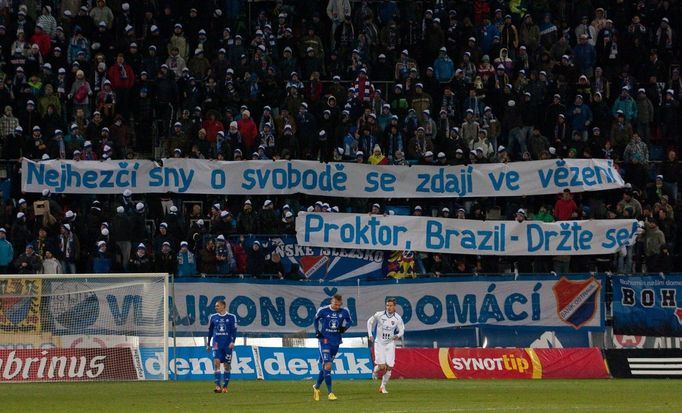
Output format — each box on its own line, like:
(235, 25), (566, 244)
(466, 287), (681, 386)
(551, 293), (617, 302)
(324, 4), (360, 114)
(367, 311), (405, 344)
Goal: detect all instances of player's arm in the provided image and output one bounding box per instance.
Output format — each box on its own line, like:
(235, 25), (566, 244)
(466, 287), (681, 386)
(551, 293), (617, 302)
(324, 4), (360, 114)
(366, 313), (377, 342)
(229, 314), (237, 349)
(313, 307), (323, 338)
(339, 308), (353, 333)
(394, 315), (405, 340)
(206, 317), (214, 350)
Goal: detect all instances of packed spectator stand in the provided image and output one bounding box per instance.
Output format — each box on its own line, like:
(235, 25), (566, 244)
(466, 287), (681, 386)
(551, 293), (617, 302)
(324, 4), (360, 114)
(0, 0), (680, 278)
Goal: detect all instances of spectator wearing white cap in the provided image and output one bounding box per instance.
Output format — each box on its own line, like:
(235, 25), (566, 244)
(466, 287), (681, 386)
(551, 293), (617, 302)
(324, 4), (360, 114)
(407, 124), (434, 161)
(156, 239), (177, 275)
(472, 129), (494, 159)
(68, 66), (93, 117)
(461, 107), (481, 146)
(434, 46), (455, 83)
(395, 48), (417, 81)
(634, 87), (654, 141)
(281, 211), (296, 234)
(215, 234), (236, 274)
(246, 239), (267, 277)
(610, 109), (634, 154)
(659, 89), (680, 142)
(238, 200), (258, 234)
(612, 85), (638, 122)
(129, 242), (154, 273)
(36, 5), (57, 38)
(177, 241), (197, 277)
(258, 200), (279, 234)
(92, 239), (113, 274)
(58, 222), (80, 274)
(188, 46), (210, 78)
(10, 215), (29, 261)
(110, 205), (132, 270)
(411, 82), (433, 122)
(153, 222), (176, 257)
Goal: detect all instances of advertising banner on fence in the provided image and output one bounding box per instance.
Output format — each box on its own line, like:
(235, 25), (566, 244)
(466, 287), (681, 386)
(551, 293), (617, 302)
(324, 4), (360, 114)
(164, 276), (605, 336)
(297, 213), (638, 256)
(40, 276), (604, 336)
(605, 349), (682, 378)
(22, 158), (624, 197)
(391, 347), (608, 379)
(257, 346), (372, 380)
(0, 348), (143, 381)
(141, 346), (260, 380)
(612, 275), (682, 337)
(265, 235), (384, 280)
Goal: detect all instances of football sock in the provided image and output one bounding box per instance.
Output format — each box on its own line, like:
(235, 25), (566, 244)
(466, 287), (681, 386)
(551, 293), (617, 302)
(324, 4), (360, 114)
(324, 369), (332, 393)
(315, 364), (324, 388)
(223, 371), (231, 387)
(381, 370), (392, 387)
(214, 369), (221, 385)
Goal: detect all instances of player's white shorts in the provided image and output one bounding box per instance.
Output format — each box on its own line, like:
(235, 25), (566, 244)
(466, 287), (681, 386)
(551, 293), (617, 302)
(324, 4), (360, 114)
(374, 341), (396, 367)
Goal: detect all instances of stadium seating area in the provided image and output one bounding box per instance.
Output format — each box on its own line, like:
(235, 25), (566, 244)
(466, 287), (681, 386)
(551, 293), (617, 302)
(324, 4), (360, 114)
(0, 0), (680, 277)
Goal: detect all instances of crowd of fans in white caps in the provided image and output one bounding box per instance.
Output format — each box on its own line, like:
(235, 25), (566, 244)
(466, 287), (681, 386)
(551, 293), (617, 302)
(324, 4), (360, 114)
(0, 0), (679, 277)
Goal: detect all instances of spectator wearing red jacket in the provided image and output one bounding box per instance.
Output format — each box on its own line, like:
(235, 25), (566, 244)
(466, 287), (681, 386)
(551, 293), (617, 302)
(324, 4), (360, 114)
(553, 189), (578, 221)
(202, 111), (224, 144)
(30, 24), (52, 55)
(107, 53), (135, 118)
(238, 110), (258, 155)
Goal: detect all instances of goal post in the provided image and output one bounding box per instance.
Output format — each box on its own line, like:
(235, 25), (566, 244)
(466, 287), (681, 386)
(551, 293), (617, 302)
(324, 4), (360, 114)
(0, 273), (170, 382)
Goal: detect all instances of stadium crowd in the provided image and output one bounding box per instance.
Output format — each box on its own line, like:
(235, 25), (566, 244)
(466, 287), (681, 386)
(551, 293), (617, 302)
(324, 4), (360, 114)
(0, 0), (680, 277)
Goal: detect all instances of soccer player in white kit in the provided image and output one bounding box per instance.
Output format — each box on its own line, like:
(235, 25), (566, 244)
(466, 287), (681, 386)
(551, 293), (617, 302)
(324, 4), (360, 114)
(367, 297), (404, 394)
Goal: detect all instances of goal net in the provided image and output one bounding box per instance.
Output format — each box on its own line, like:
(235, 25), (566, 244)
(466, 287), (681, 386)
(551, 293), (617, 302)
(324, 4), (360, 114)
(0, 274), (169, 382)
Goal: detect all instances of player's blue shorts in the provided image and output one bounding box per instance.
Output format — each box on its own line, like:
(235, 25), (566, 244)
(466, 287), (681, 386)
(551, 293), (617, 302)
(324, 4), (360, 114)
(318, 338), (339, 363)
(212, 344), (233, 364)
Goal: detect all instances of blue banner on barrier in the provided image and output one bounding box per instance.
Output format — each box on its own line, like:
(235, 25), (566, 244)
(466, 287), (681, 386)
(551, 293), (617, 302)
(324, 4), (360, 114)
(141, 346), (260, 380)
(169, 275), (606, 336)
(612, 275), (682, 337)
(257, 346), (373, 380)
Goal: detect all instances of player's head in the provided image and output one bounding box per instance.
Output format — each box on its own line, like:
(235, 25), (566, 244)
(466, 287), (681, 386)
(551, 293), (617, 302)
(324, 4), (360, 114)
(330, 294), (343, 310)
(386, 298), (396, 313)
(215, 300), (226, 313)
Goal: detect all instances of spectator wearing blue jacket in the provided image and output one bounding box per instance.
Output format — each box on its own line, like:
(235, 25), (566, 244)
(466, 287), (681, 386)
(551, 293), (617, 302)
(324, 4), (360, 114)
(177, 241), (197, 277)
(67, 27), (90, 64)
(92, 241), (113, 274)
(433, 47), (455, 83)
(612, 87), (638, 123)
(573, 34), (596, 77)
(478, 17), (500, 55)
(568, 94), (593, 141)
(0, 228), (14, 274)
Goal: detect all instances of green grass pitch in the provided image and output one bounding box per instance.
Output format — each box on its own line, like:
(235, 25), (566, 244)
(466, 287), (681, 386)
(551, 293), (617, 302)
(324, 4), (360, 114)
(3, 379), (682, 413)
